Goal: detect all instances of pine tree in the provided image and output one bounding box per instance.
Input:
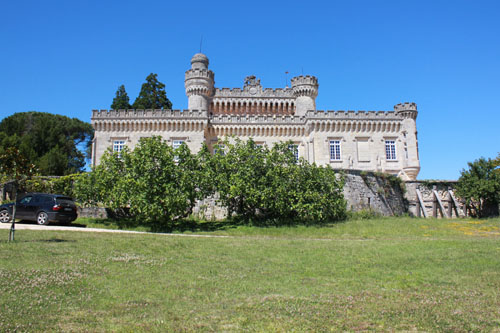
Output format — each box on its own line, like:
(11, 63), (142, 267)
(111, 85), (131, 110)
(132, 73), (173, 110)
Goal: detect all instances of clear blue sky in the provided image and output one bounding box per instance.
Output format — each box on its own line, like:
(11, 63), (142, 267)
(1, 0), (499, 180)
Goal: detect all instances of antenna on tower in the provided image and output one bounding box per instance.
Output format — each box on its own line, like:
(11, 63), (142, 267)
(199, 35), (203, 53)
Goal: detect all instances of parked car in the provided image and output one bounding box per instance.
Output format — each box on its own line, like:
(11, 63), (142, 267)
(0, 193), (78, 225)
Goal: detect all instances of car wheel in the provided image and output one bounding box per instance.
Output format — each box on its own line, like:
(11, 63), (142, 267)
(36, 212), (50, 225)
(0, 209), (11, 223)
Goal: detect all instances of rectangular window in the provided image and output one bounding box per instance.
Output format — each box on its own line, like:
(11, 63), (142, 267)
(329, 140), (341, 161)
(288, 144), (299, 162)
(172, 140), (184, 162)
(172, 140), (184, 150)
(113, 140), (125, 153)
(385, 140), (396, 160)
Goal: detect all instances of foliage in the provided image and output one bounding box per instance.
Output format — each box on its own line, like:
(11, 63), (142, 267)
(0, 112), (94, 175)
(494, 152), (500, 174)
(22, 174), (79, 198)
(212, 138), (346, 223)
(132, 73), (172, 110)
(75, 137), (211, 226)
(110, 84), (131, 110)
(0, 147), (38, 184)
(456, 157), (500, 217)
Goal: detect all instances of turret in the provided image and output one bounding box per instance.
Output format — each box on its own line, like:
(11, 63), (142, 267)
(291, 75), (318, 116)
(185, 53), (215, 111)
(394, 102), (420, 180)
(394, 102), (417, 120)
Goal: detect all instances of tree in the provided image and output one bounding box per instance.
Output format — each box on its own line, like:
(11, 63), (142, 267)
(0, 112), (94, 176)
(75, 136), (209, 227)
(0, 147), (38, 241)
(456, 157), (500, 218)
(111, 85), (131, 110)
(494, 153), (500, 175)
(0, 147), (38, 184)
(211, 138), (346, 223)
(132, 73), (172, 110)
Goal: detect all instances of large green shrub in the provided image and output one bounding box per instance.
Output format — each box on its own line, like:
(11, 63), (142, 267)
(23, 174), (79, 197)
(456, 157), (500, 217)
(74, 136), (212, 225)
(74, 136), (347, 226)
(212, 138), (346, 223)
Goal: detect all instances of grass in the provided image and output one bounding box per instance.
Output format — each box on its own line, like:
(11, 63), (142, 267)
(1, 217), (500, 331)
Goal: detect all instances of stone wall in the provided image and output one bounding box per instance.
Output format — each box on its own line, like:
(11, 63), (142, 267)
(405, 180), (464, 218)
(342, 170), (407, 215)
(191, 170), (410, 220)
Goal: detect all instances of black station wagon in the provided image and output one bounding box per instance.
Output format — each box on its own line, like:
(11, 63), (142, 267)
(0, 193), (78, 225)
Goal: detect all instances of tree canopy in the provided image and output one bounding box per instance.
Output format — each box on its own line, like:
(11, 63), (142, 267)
(111, 85), (131, 110)
(456, 156), (500, 217)
(494, 153), (500, 174)
(0, 112), (94, 176)
(211, 138), (347, 223)
(132, 73), (172, 110)
(72, 136), (347, 227)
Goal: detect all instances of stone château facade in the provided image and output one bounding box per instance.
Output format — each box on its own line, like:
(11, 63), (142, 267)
(91, 53), (420, 180)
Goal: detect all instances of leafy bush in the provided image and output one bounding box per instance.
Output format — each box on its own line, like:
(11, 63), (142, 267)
(212, 138), (346, 223)
(74, 137), (212, 226)
(23, 174), (79, 197)
(74, 136), (347, 226)
(456, 157), (500, 217)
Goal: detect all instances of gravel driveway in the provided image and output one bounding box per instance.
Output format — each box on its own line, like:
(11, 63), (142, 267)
(0, 222), (229, 238)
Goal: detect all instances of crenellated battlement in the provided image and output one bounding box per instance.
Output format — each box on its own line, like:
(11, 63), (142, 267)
(210, 114), (306, 125)
(91, 109), (208, 119)
(307, 110), (402, 120)
(214, 87), (294, 98)
(184, 68), (215, 81)
(393, 102), (418, 120)
(291, 75), (318, 87)
(394, 102), (417, 112)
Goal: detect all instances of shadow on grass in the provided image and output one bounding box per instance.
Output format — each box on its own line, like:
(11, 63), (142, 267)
(0, 238), (76, 243)
(153, 216), (347, 233)
(78, 215), (348, 234)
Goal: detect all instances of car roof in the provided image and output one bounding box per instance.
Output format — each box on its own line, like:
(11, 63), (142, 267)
(24, 193), (73, 199)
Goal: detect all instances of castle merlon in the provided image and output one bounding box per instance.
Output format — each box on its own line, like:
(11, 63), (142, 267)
(210, 114), (306, 125)
(214, 87), (294, 98)
(91, 109), (208, 119)
(290, 75), (319, 86)
(184, 69), (215, 80)
(394, 102), (417, 112)
(308, 110), (403, 119)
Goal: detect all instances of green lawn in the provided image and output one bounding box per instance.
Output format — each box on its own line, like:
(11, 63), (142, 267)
(1, 217), (500, 331)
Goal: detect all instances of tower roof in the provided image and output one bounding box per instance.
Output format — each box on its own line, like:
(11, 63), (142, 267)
(191, 53), (209, 66)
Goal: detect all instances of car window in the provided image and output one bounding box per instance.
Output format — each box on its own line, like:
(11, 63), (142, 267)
(43, 196), (54, 203)
(19, 196), (32, 204)
(56, 198), (75, 206)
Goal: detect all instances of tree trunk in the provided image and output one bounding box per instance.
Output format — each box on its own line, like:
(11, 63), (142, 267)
(9, 186), (17, 242)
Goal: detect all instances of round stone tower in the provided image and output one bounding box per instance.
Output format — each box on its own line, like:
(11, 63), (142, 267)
(185, 53), (215, 111)
(394, 102), (420, 180)
(291, 75), (318, 116)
